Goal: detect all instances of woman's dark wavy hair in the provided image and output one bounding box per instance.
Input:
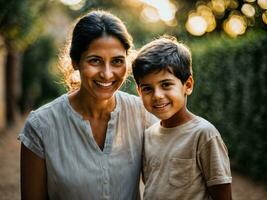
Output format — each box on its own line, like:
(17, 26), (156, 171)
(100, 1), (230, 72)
(58, 10), (133, 91)
(70, 10), (133, 63)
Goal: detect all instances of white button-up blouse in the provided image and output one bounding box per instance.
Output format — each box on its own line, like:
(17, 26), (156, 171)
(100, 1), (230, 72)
(18, 91), (157, 200)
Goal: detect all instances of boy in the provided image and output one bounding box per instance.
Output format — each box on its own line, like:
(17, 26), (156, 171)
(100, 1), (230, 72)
(132, 36), (232, 200)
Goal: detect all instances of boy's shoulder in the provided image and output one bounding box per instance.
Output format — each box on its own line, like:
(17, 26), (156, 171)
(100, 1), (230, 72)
(194, 116), (219, 133)
(192, 116), (223, 147)
(145, 116), (220, 139)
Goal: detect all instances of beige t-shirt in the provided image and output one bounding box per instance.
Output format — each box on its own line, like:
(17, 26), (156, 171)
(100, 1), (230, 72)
(143, 116), (232, 200)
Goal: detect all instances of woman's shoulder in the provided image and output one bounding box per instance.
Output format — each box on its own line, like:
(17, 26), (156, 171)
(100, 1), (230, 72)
(27, 94), (68, 125)
(116, 90), (142, 106)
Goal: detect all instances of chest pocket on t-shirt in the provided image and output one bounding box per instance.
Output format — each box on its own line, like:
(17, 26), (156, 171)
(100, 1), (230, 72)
(168, 158), (194, 188)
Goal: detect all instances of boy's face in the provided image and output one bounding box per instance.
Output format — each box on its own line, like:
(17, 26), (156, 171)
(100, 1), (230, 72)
(138, 69), (193, 125)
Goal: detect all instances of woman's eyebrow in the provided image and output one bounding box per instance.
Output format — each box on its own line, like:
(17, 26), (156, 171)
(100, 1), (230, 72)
(112, 55), (126, 59)
(84, 55), (102, 59)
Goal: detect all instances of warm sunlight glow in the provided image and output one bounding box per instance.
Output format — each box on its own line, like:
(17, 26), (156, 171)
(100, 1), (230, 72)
(257, 0), (267, 9)
(59, 0), (85, 10)
(71, 70), (81, 83)
(158, 2), (177, 21)
(223, 14), (247, 37)
(244, 0), (256, 2)
(211, 0), (226, 15)
(241, 4), (256, 18)
(141, 6), (160, 23)
(262, 11), (267, 24)
(122, 0), (143, 7)
(138, 0), (177, 23)
(186, 14), (208, 36)
(197, 5), (216, 32)
(60, 0), (82, 5)
(228, 0), (239, 9)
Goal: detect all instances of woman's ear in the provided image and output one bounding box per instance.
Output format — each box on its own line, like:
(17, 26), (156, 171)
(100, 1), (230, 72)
(72, 60), (79, 70)
(184, 75), (194, 95)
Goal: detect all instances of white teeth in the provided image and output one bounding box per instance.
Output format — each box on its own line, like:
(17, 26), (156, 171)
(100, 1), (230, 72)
(95, 81), (113, 87)
(154, 103), (168, 108)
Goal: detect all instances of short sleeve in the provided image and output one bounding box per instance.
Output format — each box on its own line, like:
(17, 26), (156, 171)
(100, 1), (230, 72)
(18, 112), (45, 159)
(198, 135), (232, 186)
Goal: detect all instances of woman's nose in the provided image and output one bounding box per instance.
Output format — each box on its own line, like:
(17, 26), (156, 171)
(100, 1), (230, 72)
(100, 64), (113, 80)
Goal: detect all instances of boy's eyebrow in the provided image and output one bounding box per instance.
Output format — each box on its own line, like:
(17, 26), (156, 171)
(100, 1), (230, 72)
(139, 79), (175, 87)
(139, 83), (150, 87)
(160, 79), (175, 83)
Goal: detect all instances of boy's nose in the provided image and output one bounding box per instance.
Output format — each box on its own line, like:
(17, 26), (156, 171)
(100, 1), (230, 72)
(152, 88), (164, 100)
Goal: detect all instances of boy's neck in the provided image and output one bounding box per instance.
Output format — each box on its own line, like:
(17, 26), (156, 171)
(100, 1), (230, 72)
(161, 109), (194, 128)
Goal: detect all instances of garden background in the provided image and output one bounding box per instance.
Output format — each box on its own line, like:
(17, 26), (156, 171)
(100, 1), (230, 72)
(1, 0), (267, 199)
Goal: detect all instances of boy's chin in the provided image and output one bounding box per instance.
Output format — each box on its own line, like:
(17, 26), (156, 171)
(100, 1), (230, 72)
(152, 113), (172, 121)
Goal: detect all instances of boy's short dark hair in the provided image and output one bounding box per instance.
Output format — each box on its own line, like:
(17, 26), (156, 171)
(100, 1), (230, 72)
(132, 35), (192, 85)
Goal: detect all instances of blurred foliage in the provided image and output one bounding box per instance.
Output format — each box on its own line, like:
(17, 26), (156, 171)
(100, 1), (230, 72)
(188, 29), (267, 183)
(20, 36), (64, 112)
(0, 0), (50, 51)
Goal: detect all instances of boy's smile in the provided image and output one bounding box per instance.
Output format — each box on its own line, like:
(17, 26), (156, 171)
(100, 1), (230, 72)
(138, 69), (194, 127)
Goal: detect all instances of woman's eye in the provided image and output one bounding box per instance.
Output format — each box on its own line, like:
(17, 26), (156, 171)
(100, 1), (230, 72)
(88, 58), (101, 65)
(112, 58), (125, 66)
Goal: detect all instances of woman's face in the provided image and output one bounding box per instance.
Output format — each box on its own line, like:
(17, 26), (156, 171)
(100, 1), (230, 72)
(76, 35), (127, 101)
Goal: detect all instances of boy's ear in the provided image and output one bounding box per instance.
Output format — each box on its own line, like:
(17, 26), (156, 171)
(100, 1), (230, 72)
(184, 75), (194, 95)
(136, 85), (142, 96)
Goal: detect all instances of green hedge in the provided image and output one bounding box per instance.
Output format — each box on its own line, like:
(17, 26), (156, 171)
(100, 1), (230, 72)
(188, 30), (267, 183)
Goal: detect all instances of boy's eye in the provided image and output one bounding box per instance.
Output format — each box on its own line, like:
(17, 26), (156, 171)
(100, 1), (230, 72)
(112, 58), (125, 66)
(141, 86), (152, 93)
(161, 82), (171, 89)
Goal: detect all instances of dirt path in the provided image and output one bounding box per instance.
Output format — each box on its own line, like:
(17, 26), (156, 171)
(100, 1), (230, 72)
(1, 124), (267, 200)
(0, 125), (21, 200)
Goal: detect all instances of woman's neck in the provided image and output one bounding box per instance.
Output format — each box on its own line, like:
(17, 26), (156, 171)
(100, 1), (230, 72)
(68, 89), (116, 120)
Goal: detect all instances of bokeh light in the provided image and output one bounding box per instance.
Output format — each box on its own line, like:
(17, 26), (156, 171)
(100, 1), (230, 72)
(138, 0), (177, 23)
(263, 11), (267, 24)
(257, 0), (267, 9)
(241, 4), (256, 18)
(141, 6), (160, 23)
(59, 0), (85, 10)
(60, 0), (81, 5)
(244, 0), (256, 2)
(210, 0), (226, 16)
(186, 13), (208, 36)
(228, 0), (239, 9)
(136, 0), (266, 37)
(223, 14), (247, 37)
(197, 5), (216, 32)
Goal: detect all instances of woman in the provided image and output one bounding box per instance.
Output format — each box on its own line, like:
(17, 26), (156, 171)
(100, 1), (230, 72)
(19, 10), (156, 200)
